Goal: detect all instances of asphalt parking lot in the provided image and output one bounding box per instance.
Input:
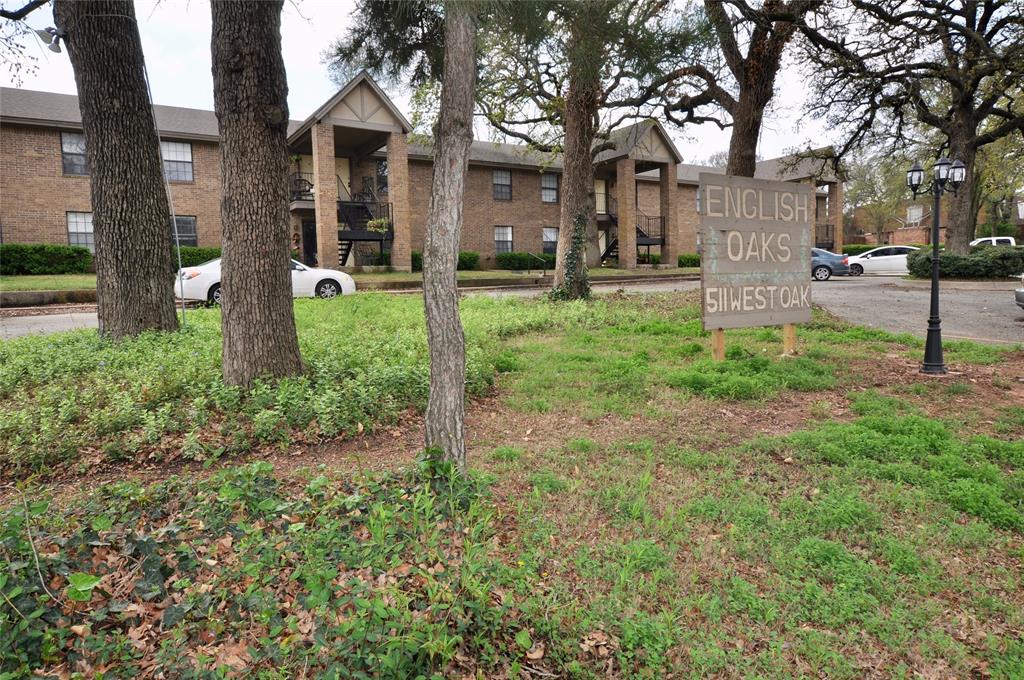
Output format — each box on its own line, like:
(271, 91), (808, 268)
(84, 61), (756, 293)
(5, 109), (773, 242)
(3, 275), (1023, 344)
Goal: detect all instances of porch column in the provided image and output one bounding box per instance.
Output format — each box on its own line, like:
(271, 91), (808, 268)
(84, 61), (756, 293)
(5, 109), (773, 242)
(659, 161), (678, 267)
(616, 158), (636, 269)
(312, 121), (339, 268)
(387, 130), (412, 271)
(828, 180), (844, 253)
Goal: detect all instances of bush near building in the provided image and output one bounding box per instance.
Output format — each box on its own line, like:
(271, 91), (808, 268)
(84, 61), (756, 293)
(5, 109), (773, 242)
(174, 246), (222, 268)
(842, 244), (878, 256)
(677, 253), (700, 267)
(907, 246), (1024, 279)
(495, 252), (556, 270)
(410, 251), (481, 272)
(0, 244), (93, 275)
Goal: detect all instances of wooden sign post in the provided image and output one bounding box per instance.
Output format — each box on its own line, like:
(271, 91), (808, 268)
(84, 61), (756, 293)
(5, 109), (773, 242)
(698, 173), (814, 357)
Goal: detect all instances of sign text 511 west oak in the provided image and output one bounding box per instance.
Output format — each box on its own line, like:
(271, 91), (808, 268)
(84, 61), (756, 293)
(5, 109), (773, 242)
(699, 173), (814, 331)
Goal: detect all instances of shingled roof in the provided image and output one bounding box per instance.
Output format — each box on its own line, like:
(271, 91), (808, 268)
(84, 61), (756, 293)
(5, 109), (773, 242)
(0, 87), (305, 141)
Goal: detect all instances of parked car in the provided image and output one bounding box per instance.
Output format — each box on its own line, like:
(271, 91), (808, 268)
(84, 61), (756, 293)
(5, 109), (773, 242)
(811, 248), (850, 281)
(970, 236), (1017, 247)
(175, 258), (356, 304)
(1016, 274), (1024, 311)
(847, 245), (920, 276)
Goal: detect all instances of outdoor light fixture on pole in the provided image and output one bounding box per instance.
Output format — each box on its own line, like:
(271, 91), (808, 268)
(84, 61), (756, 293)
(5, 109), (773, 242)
(906, 157), (966, 375)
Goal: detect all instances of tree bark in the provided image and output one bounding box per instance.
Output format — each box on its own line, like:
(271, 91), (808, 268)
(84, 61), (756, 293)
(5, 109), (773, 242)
(726, 89), (768, 177)
(423, 1), (476, 472)
(211, 0), (303, 388)
(53, 0), (178, 339)
(553, 15), (601, 296)
(946, 110), (978, 255)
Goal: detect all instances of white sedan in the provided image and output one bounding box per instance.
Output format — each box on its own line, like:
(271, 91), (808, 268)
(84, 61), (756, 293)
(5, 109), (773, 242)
(847, 245), (919, 276)
(175, 258), (355, 304)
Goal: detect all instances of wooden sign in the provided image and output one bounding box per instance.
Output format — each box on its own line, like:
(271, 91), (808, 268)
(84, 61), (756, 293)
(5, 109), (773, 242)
(699, 173), (813, 332)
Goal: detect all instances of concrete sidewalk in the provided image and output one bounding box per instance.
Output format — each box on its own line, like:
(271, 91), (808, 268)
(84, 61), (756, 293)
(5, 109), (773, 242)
(1, 311), (98, 339)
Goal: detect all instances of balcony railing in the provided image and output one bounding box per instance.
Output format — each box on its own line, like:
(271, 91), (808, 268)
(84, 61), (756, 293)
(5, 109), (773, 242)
(288, 172), (353, 202)
(637, 213), (664, 242)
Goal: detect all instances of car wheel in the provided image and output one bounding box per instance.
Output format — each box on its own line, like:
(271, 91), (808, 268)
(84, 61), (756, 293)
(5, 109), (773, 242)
(207, 283), (222, 306)
(850, 263), (863, 276)
(315, 280), (340, 299)
(812, 265), (832, 281)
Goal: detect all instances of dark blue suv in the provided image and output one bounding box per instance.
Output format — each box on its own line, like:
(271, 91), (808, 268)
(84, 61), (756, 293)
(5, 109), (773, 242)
(811, 248), (850, 281)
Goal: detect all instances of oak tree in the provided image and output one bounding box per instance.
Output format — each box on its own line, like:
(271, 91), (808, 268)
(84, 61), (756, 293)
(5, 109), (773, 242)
(211, 0), (303, 388)
(53, 0), (180, 339)
(329, 0), (478, 469)
(800, 0), (1024, 253)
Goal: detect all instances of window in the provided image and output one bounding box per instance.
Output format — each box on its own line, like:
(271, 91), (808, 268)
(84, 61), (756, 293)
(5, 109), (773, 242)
(67, 212), (94, 252)
(161, 140), (193, 181)
(376, 159), (388, 194)
(171, 215), (198, 247)
(906, 205), (923, 225)
(61, 132), (88, 175)
(494, 225), (513, 254)
(541, 173), (559, 203)
(493, 169), (512, 200)
(542, 227), (559, 254)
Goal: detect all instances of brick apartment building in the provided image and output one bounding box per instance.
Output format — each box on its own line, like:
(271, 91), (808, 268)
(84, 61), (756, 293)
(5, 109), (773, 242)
(0, 72), (844, 271)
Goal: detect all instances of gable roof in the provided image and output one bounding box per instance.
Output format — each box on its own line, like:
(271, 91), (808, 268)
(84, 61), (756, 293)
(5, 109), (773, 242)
(286, 71), (412, 144)
(593, 119), (683, 165)
(0, 86), (304, 141)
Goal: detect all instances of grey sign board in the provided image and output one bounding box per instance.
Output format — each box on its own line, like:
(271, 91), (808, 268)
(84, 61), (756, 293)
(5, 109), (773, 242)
(699, 173), (813, 330)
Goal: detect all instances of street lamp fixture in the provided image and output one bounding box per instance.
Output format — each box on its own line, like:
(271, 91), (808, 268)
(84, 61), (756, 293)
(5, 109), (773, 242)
(907, 157), (965, 375)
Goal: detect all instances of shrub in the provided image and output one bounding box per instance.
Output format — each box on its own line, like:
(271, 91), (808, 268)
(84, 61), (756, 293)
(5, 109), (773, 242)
(907, 246), (1024, 279)
(842, 244), (879, 256)
(173, 246), (222, 268)
(411, 250), (479, 271)
(458, 251), (480, 270)
(639, 252), (661, 265)
(677, 253), (700, 267)
(496, 251), (556, 270)
(0, 243), (93, 275)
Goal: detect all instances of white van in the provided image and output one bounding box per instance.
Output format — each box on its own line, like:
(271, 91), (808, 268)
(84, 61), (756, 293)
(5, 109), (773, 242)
(969, 236), (1017, 247)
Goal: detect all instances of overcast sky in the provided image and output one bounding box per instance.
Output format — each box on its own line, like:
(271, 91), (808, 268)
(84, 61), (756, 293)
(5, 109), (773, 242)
(3, 0), (832, 164)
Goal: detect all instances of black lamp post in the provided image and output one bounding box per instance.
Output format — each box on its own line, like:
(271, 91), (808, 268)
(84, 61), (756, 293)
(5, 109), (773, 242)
(906, 157), (966, 375)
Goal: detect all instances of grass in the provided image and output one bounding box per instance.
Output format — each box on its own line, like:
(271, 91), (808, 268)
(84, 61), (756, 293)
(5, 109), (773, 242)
(0, 267), (699, 292)
(0, 273), (97, 291)
(2, 291), (1022, 677)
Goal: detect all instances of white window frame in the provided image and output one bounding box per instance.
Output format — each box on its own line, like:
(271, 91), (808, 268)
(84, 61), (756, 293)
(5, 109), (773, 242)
(61, 132), (88, 175)
(542, 226), (559, 254)
(493, 170), (512, 201)
(541, 173), (559, 203)
(494, 225), (513, 254)
(161, 140), (194, 182)
(67, 211), (94, 252)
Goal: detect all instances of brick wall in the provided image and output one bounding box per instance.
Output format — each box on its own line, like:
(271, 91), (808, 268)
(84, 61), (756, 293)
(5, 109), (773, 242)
(407, 160), (562, 267)
(637, 179), (698, 255)
(0, 123), (222, 247)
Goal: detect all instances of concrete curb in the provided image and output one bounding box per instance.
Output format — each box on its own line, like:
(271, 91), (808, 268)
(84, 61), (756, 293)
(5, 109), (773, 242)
(1, 289), (97, 307)
(1, 273), (702, 307)
(888, 278), (1021, 292)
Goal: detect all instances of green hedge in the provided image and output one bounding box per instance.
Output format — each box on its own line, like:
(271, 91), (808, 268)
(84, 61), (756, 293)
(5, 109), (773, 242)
(410, 251), (480, 272)
(0, 244), (93, 275)
(907, 246), (1024, 279)
(174, 246), (222, 268)
(842, 244), (878, 256)
(495, 252), (556, 270)
(677, 253), (700, 267)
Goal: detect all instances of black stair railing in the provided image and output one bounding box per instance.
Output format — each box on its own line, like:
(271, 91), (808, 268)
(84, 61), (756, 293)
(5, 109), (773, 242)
(636, 213), (664, 241)
(288, 172), (314, 201)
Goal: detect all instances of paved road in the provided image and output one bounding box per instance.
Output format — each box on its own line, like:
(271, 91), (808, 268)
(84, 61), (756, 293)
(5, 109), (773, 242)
(3, 276), (1022, 344)
(481, 275), (1024, 345)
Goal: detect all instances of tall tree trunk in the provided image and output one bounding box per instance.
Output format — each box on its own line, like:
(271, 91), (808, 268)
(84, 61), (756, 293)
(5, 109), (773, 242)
(553, 17), (600, 297)
(726, 90), (766, 177)
(423, 1), (476, 472)
(54, 0), (178, 339)
(211, 0), (303, 388)
(946, 112), (978, 255)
